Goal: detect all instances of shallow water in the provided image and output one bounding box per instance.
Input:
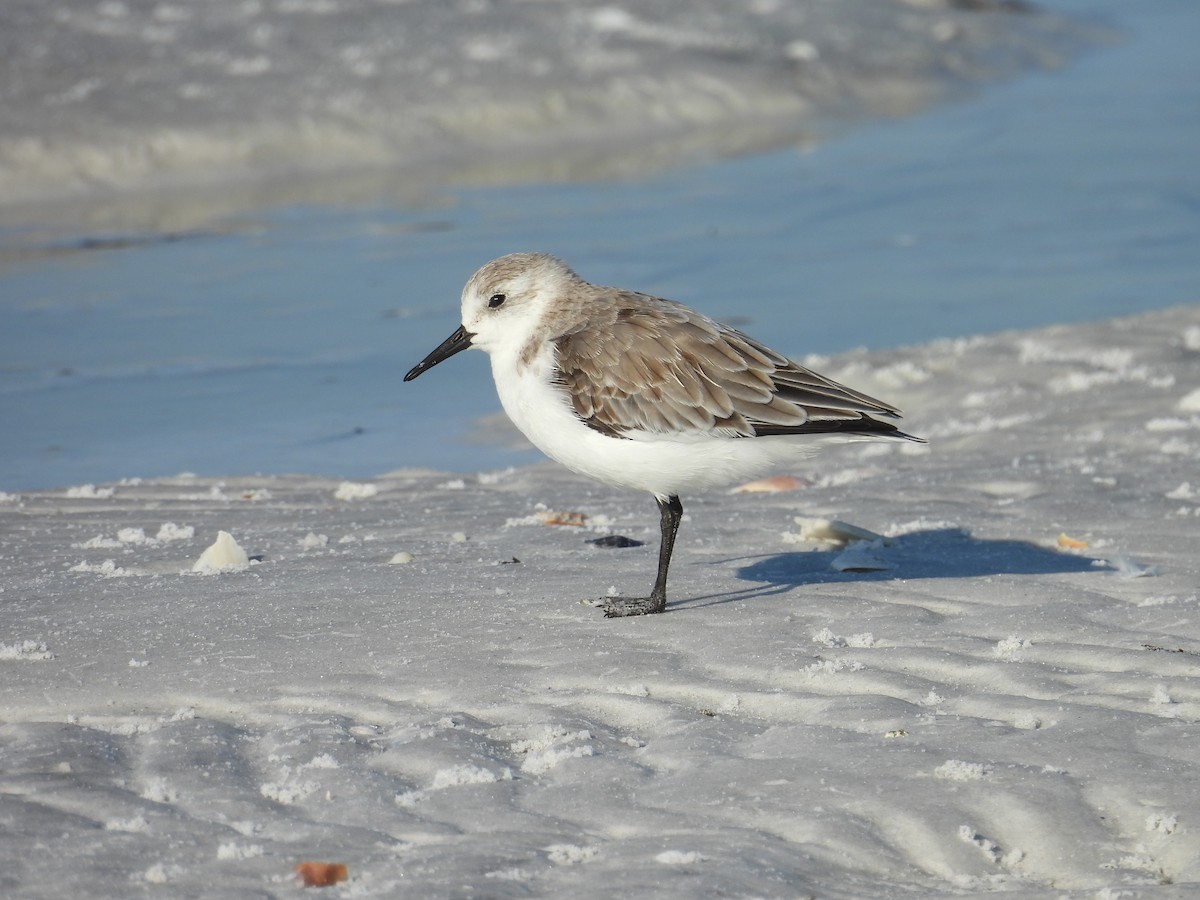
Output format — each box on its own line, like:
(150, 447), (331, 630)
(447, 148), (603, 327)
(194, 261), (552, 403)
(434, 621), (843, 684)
(1, 0), (1197, 490)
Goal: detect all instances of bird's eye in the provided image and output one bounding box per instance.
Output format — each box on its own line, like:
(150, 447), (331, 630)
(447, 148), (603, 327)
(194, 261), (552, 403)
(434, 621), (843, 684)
(488, 293), (506, 309)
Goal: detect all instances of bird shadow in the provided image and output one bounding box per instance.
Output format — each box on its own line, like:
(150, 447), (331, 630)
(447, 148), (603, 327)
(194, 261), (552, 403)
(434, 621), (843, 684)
(675, 527), (1106, 610)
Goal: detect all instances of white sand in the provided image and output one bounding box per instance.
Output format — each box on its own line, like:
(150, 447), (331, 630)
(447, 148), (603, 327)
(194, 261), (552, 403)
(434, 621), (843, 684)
(2, 307), (1198, 897)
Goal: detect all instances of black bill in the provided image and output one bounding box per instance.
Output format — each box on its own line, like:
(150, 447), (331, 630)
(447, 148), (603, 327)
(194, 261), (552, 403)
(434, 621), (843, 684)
(404, 325), (475, 382)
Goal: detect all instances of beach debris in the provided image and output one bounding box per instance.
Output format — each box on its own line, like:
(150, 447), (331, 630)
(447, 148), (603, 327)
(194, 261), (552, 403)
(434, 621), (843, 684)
(294, 861), (348, 888)
(1056, 532), (1088, 550)
(69, 559), (134, 577)
(333, 481), (378, 501)
(544, 844), (600, 866)
(191, 531), (250, 574)
(1111, 557), (1159, 579)
(74, 524), (195, 550)
(1166, 482), (1195, 500)
(792, 517), (886, 546)
(732, 475), (809, 493)
(1142, 643), (1192, 655)
(156, 522), (194, 541)
(812, 628), (875, 648)
(0, 640), (54, 661)
(299, 532), (329, 549)
(587, 535), (644, 549)
(655, 850), (706, 865)
(831, 540), (891, 572)
(783, 517), (893, 572)
(1177, 387), (1200, 412)
(388, 551), (415, 565)
(538, 510), (588, 527)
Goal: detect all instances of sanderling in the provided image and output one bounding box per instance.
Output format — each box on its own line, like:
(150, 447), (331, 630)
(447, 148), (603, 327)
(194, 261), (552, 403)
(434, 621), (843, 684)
(406, 252), (923, 617)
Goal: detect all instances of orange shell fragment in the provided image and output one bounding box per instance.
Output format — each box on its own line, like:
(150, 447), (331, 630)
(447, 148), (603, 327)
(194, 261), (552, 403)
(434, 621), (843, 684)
(295, 862), (348, 888)
(1056, 533), (1088, 550)
(733, 475), (807, 493)
(537, 510), (588, 527)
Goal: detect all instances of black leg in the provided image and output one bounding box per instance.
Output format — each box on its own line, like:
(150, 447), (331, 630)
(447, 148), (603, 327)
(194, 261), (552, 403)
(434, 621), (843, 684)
(649, 495), (682, 604)
(602, 495), (682, 617)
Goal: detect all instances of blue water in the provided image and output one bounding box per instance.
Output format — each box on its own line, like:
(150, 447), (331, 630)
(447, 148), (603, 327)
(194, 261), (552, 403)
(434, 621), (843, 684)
(1, 0), (1197, 491)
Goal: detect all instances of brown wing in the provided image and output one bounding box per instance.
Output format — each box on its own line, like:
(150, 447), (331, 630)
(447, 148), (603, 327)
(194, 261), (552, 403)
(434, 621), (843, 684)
(554, 292), (916, 441)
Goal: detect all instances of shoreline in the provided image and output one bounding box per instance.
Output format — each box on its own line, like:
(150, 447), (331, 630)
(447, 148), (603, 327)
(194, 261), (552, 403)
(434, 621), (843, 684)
(4, 303), (1197, 490)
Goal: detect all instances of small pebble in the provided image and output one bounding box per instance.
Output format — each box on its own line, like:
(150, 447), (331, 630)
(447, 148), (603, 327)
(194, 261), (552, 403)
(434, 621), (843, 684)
(587, 535), (644, 549)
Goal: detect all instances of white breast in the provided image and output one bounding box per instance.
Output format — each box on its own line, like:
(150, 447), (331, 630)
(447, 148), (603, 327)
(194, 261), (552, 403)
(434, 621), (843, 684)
(490, 345), (821, 498)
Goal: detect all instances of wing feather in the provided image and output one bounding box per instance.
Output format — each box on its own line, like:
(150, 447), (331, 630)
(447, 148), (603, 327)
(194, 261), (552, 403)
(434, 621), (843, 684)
(554, 290), (917, 441)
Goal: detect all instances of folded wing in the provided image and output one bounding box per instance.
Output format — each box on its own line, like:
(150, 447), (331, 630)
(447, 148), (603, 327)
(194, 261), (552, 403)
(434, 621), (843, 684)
(554, 292), (920, 442)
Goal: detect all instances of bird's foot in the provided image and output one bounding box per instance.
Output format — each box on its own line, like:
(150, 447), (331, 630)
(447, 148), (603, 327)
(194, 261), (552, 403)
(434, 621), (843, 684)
(599, 595), (667, 618)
